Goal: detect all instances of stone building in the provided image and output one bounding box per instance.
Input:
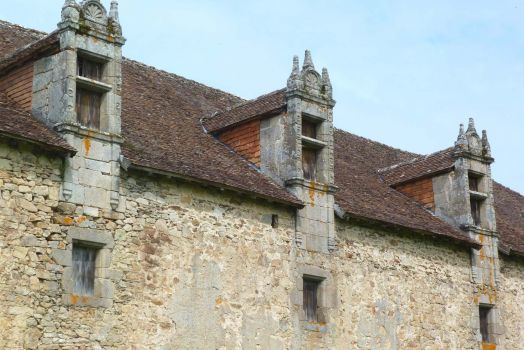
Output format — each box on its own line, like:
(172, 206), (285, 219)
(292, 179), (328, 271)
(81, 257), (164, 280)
(0, 1), (522, 349)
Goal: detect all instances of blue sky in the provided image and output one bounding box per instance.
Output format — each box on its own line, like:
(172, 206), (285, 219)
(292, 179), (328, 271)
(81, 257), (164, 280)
(2, 0), (523, 194)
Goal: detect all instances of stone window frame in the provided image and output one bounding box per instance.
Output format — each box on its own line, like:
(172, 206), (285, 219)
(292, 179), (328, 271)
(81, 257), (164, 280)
(291, 265), (337, 333)
(53, 227), (115, 308)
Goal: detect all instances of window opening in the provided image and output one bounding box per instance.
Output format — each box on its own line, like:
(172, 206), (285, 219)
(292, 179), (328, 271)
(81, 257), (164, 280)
(469, 174), (481, 192)
(72, 244), (97, 296)
(302, 119), (318, 139)
(76, 88), (101, 129)
(77, 57), (103, 81)
(303, 278), (320, 322)
(479, 305), (493, 343)
(470, 198), (482, 226)
(302, 148), (317, 181)
(271, 214), (279, 228)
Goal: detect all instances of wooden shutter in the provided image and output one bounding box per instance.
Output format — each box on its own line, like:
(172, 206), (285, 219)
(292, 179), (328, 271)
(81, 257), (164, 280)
(76, 88), (101, 129)
(77, 57), (103, 80)
(302, 119), (317, 139)
(303, 279), (319, 322)
(302, 148), (317, 181)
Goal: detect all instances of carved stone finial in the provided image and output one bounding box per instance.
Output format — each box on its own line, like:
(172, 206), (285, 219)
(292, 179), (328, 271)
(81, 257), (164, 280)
(287, 55), (301, 90)
(61, 0), (80, 23)
(303, 50), (315, 70)
(482, 130), (491, 157)
(466, 117), (477, 134)
(109, 0), (119, 22)
(455, 123), (468, 150)
(321, 67), (332, 98)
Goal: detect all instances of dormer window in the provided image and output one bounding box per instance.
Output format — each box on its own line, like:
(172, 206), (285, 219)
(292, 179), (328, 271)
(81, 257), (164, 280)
(468, 172), (486, 227)
(75, 54), (111, 130)
(301, 115), (326, 181)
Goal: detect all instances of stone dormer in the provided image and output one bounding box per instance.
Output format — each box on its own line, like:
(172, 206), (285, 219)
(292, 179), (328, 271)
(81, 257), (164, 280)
(259, 51), (337, 253)
(31, 0), (125, 214)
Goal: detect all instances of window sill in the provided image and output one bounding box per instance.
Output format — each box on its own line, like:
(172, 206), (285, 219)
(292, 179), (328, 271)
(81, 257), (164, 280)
(301, 136), (326, 149)
(469, 190), (488, 200)
(76, 76), (112, 93)
(302, 321), (328, 333)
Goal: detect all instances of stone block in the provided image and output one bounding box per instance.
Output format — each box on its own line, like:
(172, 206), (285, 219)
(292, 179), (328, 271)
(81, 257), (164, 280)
(78, 168), (112, 190)
(52, 249), (72, 266)
(96, 249), (112, 268)
(94, 278), (114, 299)
(84, 187), (109, 209)
(85, 159), (111, 174)
(68, 227), (114, 249)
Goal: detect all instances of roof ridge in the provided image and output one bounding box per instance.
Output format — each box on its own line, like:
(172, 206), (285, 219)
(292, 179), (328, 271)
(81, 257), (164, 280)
(334, 128), (419, 157)
(122, 58), (243, 105)
(377, 147), (454, 174)
(221, 88), (286, 113)
(0, 19), (47, 38)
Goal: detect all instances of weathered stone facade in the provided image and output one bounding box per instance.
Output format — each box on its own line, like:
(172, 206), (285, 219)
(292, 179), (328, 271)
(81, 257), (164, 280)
(1, 1), (523, 349)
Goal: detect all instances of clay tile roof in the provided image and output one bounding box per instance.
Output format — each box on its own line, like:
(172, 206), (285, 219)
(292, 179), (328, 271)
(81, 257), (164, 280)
(378, 147), (456, 186)
(334, 130), (475, 246)
(120, 60), (301, 206)
(494, 183), (524, 256)
(203, 89), (286, 133)
(0, 92), (75, 153)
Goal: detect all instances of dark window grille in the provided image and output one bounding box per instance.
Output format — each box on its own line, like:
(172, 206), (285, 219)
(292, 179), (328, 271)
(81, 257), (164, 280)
(77, 57), (103, 80)
(76, 88), (101, 129)
(470, 198), (482, 226)
(302, 148), (317, 181)
(479, 306), (492, 342)
(72, 245), (97, 296)
(303, 278), (320, 322)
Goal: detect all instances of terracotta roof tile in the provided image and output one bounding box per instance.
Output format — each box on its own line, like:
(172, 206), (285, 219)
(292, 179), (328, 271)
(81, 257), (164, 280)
(0, 92), (75, 153)
(494, 183), (524, 256)
(203, 89), (286, 133)
(378, 147), (455, 186)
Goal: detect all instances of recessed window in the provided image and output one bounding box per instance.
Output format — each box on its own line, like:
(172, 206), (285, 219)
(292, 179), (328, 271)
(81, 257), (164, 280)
(302, 119), (318, 139)
(469, 173), (482, 192)
(479, 305), (493, 343)
(303, 277), (321, 322)
(78, 57), (103, 80)
(72, 244), (98, 296)
(302, 148), (317, 181)
(470, 198), (482, 226)
(76, 88), (101, 129)
(271, 214), (279, 228)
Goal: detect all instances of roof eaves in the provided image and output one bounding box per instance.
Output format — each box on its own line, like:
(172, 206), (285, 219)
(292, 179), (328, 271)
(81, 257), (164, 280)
(122, 158), (304, 208)
(0, 130), (76, 155)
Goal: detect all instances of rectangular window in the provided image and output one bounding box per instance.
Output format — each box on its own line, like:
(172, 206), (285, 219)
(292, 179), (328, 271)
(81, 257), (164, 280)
(77, 57), (103, 81)
(72, 244), (97, 296)
(469, 175), (480, 192)
(302, 148), (317, 181)
(302, 119), (317, 139)
(479, 305), (492, 342)
(470, 198), (482, 226)
(303, 278), (320, 322)
(76, 88), (101, 129)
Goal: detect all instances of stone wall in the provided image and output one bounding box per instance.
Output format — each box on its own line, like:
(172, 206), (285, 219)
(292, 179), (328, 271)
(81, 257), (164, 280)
(498, 256), (524, 348)
(1, 141), (523, 349)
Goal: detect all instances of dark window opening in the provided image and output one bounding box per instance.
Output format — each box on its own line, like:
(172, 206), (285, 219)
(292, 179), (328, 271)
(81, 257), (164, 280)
(76, 88), (101, 129)
(469, 174), (481, 192)
(72, 244), (97, 296)
(271, 214), (279, 228)
(303, 278), (320, 322)
(302, 119), (318, 139)
(470, 198), (482, 226)
(302, 148), (317, 181)
(479, 305), (492, 343)
(77, 57), (103, 81)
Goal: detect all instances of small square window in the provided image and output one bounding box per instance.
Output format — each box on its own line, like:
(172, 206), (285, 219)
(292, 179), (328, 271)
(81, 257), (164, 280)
(303, 278), (320, 322)
(72, 244), (98, 296)
(77, 57), (103, 81)
(479, 305), (493, 343)
(76, 88), (101, 129)
(302, 148), (317, 181)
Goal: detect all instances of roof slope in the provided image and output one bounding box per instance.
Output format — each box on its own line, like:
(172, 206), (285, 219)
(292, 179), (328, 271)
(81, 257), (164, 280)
(204, 89), (286, 132)
(379, 147), (455, 186)
(120, 60), (301, 206)
(0, 92), (74, 152)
